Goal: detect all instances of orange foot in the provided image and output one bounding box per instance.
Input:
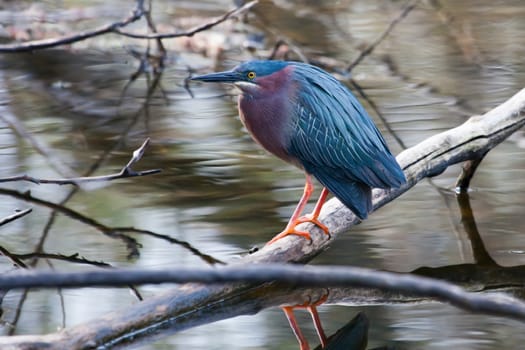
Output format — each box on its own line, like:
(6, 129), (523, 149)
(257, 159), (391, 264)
(266, 215), (330, 245)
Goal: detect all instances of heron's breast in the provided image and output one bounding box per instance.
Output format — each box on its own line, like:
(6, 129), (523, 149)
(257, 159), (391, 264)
(238, 94), (297, 165)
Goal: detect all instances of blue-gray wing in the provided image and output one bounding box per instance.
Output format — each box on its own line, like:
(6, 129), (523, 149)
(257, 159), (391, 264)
(286, 64), (405, 217)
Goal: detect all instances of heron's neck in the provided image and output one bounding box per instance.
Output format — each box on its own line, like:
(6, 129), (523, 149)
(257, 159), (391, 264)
(237, 68), (298, 163)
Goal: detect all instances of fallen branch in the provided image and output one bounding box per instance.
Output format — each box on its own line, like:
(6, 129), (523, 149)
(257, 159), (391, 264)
(1, 264), (525, 321)
(0, 138), (160, 185)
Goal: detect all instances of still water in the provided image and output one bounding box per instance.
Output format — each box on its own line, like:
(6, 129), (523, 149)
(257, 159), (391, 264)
(0, 0), (525, 349)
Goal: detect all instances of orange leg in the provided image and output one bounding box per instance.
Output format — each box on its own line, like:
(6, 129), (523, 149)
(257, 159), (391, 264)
(282, 293), (329, 350)
(267, 175), (330, 245)
(282, 306), (310, 350)
(296, 187), (330, 237)
(307, 305), (328, 348)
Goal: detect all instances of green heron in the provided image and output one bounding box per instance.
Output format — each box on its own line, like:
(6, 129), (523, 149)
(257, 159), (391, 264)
(191, 60), (405, 244)
(192, 60), (405, 349)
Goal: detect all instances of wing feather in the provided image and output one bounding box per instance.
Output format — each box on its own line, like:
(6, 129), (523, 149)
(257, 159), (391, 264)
(284, 64), (405, 218)
(287, 63), (406, 190)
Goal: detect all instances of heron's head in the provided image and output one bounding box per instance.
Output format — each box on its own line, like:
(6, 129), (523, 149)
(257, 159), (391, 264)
(191, 60), (292, 95)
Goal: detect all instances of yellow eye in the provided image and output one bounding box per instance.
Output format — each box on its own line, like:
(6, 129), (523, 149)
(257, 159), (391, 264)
(247, 71), (256, 79)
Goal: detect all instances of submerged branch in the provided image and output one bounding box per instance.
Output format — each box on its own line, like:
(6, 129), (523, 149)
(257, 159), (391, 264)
(455, 153), (487, 191)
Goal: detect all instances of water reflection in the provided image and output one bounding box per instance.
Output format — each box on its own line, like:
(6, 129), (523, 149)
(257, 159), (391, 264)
(0, 0), (524, 349)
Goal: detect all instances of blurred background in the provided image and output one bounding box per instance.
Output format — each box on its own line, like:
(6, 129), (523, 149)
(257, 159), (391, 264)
(0, 0), (524, 349)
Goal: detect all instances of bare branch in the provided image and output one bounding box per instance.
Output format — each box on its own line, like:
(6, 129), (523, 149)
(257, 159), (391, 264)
(11, 250), (143, 301)
(348, 78), (407, 150)
(125, 137), (150, 170)
(114, 1), (258, 39)
(0, 138), (160, 186)
(0, 89), (76, 178)
(0, 245), (28, 268)
(13, 252), (110, 268)
(0, 188), (221, 264)
(0, 187), (141, 258)
(1, 264), (525, 322)
(346, 0), (420, 72)
(112, 227), (224, 265)
(455, 153), (487, 192)
(0, 208), (32, 227)
(0, 0), (146, 53)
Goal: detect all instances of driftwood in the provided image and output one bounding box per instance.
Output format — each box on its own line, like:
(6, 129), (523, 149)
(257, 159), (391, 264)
(0, 88), (524, 349)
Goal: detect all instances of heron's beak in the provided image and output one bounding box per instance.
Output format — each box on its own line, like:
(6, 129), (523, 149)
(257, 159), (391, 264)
(190, 70), (240, 83)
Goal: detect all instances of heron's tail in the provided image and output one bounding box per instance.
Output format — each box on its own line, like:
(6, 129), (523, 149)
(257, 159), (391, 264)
(335, 181), (372, 220)
(313, 169), (372, 220)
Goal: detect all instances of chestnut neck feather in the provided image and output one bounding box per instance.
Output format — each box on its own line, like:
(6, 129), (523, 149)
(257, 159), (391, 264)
(238, 65), (299, 165)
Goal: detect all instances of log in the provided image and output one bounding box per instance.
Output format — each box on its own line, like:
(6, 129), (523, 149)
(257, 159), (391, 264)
(0, 88), (524, 349)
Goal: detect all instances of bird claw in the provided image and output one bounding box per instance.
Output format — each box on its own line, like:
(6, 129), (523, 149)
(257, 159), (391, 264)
(266, 216), (330, 245)
(267, 228), (312, 245)
(296, 215), (330, 236)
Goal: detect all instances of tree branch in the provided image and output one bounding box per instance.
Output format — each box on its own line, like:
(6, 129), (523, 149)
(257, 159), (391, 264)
(0, 138), (160, 186)
(0, 187), (222, 264)
(0, 208), (32, 227)
(0, 0), (146, 53)
(1, 264), (525, 321)
(346, 0), (421, 72)
(0, 0), (257, 53)
(114, 1), (258, 39)
(455, 152), (487, 191)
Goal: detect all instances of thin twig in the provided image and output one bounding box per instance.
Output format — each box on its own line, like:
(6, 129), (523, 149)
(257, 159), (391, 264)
(0, 138), (161, 185)
(266, 38), (309, 63)
(0, 208), (32, 227)
(112, 227), (224, 265)
(43, 259), (67, 328)
(144, 0), (166, 60)
(11, 252), (110, 267)
(0, 187), (221, 264)
(346, 0), (420, 72)
(428, 0), (483, 65)
(0, 0), (146, 53)
(0, 187), (141, 258)
(13, 250), (143, 301)
(0, 246), (28, 268)
(115, 1), (258, 39)
(456, 191), (498, 266)
(348, 78), (407, 150)
(0, 90), (76, 178)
